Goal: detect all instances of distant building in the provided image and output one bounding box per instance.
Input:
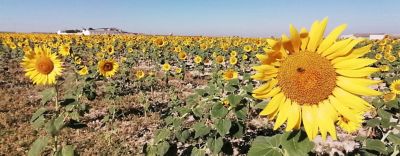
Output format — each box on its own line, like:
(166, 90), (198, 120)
(341, 33), (387, 40)
(57, 28), (128, 35)
(82, 28), (127, 35)
(57, 29), (83, 35)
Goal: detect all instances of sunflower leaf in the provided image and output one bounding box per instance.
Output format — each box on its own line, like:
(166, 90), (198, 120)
(28, 136), (50, 156)
(365, 139), (387, 154)
(207, 137), (223, 154)
(281, 131), (314, 156)
(190, 147), (206, 156)
(248, 135), (283, 156)
(40, 88), (56, 104)
(215, 119), (231, 137)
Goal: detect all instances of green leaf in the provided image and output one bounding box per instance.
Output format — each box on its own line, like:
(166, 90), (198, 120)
(176, 130), (190, 142)
(254, 101), (267, 109)
(193, 122), (210, 138)
(30, 107), (47, 123)
(366, 118), (380, 127)
(232, 122), (244, 138)
(31, 115), (46, 129)
(387, 133), (400, 145)
(154, 129), (171, 143)
(215, 119), (231, 137)
(45, 119), (57, 136)
(61, 145), (75, 156)
(365, 139), (387, 154)
(54, 114), (65, 132)
(248, 135), (283, 156)
(40, 88), (56, 104)
(281, 131), (314, 156)
(211, 103), (229, 119)
(235, 107), (248, 120)
(207, 137), (223, 154)
(28, 136), (50, 156)
(191, 147), (205, 156)
(156, 141), (170, 156)
(227, 94), (242, 107)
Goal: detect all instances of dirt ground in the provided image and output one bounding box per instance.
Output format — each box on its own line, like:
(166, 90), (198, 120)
(0, 57), (211, 155)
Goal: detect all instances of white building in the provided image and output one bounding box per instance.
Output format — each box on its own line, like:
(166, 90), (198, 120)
(341, 33), (387, 40)
(57, 28), (127, 35)
(82, 28), (126, 35)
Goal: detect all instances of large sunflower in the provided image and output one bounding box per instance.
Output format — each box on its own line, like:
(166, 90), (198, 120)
(98, 59), (119, 78)
(21, 46), (63, 85)
(252, 18), (382, 140)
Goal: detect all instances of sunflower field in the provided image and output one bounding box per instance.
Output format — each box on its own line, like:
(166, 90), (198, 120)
(1, 19), (400, 156)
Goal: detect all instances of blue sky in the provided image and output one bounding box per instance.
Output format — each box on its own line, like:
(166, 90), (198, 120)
(0, 0), (399, 37)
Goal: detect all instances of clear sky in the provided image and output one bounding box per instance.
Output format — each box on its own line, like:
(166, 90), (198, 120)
(0, 0), (399, 37)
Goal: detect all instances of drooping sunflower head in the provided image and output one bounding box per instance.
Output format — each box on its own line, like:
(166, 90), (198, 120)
(21, 46), (63, 85)
(98, 59), (119, 78)
(252, 18), (382, 141)
(178, 52), (187, 60)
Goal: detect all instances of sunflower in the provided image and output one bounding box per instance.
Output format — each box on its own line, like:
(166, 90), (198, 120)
(78, 66), (89, 76)
(223, 69), (238, 80)
(178, 52), (187, 60)
(230, 50), (238, 57)
(379, 65), (390, 72)
(374, 53), (382, 60)
(58, 44), (70, 56)
(215, 55), (225, 64)
(387, 55), (397, 62)
(175, 67), (182, 74)
(135, 70), (145, 79)
(106, 45), (114, 55)
(390, 79), (400, 94)
(252, 18), (381, 141)
(162, 63), (171, 71)
(98, 59), (119, 78)
(242, 54), (248, 60)
(21, 46), (63, 85)
(243, 45), (252, 52)
(383, 92), (396, 102)
(229, 56), (238, 65)
(194, 55), (202, 64)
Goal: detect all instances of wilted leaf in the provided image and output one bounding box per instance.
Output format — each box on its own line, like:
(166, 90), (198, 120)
(40, 88), (56, 104)
(31, 107), (47, 123)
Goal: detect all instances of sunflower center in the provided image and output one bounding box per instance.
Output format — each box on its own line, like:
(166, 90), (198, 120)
(395, 84), (400, 91)
(225, 72), (233, 78)
(35, 56), (54, 74)
(103, 62), (114, 72)
(277, 51), (336, 105)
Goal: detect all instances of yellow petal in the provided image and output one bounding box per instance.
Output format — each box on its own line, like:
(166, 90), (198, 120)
(329, 95), (358, 120)
(321, 38), (352, 57)
(300, 27), (309, 51)
(289, 24), (301, 53)
(332, 87), (373, 111)
(286, 102), (301, 131)
(326, 38), (364, 59)
(260, 92), (285, 116)
(336, 67), (380, 77)
(273, 98), (292, 130)
(307, 18), (328, 52)
(333, 58), (377, 70)
(317, 24), (348, 54)
(336, 77), (382, 96)
(318, 101), (337, 140)
(253, 79), (278, 94)
(331, 44), (372, 64)
(302, 105), (318, 140)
